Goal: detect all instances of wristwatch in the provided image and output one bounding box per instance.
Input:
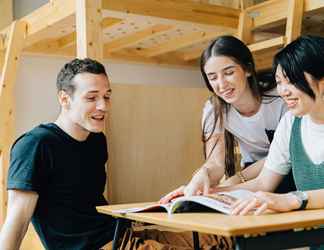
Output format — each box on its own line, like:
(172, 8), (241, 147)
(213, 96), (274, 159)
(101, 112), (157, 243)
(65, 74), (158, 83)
(290, 191), (308, 210)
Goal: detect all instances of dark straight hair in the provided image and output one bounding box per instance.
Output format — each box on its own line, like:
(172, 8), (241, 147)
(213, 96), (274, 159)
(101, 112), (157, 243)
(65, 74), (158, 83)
(273, 35), (324, 99)
(200, 35), (276, 177)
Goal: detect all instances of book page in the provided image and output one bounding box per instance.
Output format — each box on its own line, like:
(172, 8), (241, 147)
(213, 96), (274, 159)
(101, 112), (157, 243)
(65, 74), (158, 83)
(170, 189), (253, 214)
(112, 203), (171, 214)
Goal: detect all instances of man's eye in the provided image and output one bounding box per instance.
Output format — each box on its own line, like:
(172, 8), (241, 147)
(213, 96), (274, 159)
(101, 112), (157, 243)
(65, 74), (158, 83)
(86, 97), (96, 101)
(104, 96), (111, 100)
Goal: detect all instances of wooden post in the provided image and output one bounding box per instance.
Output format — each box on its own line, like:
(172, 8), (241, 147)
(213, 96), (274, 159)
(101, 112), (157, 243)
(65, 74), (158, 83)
(0, 0), (13, 30)
(0, 20), (27, 225)
(76, 0), (107, 197)
(240, 0), (254, 10)
(238, 9), (253, 45)
(285, 0), (304, 44)
(76, 0), (103, 60)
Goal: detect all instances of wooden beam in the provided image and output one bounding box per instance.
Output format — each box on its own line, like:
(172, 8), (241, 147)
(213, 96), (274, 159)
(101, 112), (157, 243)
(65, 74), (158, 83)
(102, 0), (240, 28)
(304, 0), (324, 12)
(24, 39), (61, 54)
(182, 47), (204, 62)
(248, 36), (285, 52)
(238, 9), (253, 44)
(0, 0), (13, 30)
(139, 30), (229, 58)
(76, 0), (103, 60)
(108, 49), (197, 68)
(182, 31), (283, 62)
(57, 32), (76, 49)
(21, 0), (75, 47)
(254, 47), (279, 71)
(0, 34), (4, 51)
(240, 0), (254, 10)
(53, 17), (123, 49)
(0, 51), (4, 70)
(285, 0), (304, 44)
(0, 20), (27, 225)
(102, 17), (123, 28)
(24, 42), (197, 68)
(104, 24), (173, 53)
(244, 0), (324, 31)
(246, 0), (289, 30)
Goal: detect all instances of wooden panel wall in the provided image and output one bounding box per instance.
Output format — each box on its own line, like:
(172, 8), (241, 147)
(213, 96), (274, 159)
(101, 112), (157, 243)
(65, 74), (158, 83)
(20, 225), (43, 250)
(107, 84), (209, 203)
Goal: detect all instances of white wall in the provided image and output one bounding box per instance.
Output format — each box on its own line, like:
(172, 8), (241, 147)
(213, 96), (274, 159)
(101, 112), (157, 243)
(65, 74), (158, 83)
(14, 0), (48, 19)
(15, 55), (204, 137)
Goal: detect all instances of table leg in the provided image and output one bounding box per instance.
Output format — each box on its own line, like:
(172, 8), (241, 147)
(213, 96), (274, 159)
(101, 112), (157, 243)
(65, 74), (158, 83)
(112, 218), (128, 250)
(193, 231), (200, 250)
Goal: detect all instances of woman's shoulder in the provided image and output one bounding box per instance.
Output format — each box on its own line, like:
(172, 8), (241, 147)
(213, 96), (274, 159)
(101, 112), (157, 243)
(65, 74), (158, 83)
(203, 95), (216, 114)
(279, 111), (296, 129)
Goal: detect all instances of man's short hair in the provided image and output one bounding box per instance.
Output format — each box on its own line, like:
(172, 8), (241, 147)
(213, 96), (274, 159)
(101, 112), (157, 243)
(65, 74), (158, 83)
(56, 58), (107, 95)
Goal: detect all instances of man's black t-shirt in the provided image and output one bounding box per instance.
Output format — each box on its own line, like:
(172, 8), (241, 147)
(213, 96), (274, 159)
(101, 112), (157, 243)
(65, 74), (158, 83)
(7, 123), (115, 250)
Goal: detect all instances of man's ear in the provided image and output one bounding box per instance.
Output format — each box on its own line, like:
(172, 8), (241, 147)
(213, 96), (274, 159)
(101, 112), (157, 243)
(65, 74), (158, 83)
(58, 90), (70, 109)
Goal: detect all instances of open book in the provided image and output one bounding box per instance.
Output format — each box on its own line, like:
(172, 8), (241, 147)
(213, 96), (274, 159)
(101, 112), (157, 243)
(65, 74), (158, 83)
(112, 189), (253, 215)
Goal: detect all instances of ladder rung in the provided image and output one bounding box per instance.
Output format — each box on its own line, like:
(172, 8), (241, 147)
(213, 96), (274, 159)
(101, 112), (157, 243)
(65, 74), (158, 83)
(248, 36), (286, 52)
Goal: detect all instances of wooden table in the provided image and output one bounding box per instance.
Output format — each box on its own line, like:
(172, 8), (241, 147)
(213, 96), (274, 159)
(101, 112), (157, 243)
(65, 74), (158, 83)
(97, 202), (324, 250)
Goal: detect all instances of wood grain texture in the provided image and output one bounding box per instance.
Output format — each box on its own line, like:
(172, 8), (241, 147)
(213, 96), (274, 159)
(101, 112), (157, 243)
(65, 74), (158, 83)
(98, 202), (324, 237)
(106, 84), (209, 203)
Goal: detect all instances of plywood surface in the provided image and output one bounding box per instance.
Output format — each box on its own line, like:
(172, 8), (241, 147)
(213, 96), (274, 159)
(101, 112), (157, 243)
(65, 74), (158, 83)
(98, 202), (324, 237)
(106, 84), (209, 203)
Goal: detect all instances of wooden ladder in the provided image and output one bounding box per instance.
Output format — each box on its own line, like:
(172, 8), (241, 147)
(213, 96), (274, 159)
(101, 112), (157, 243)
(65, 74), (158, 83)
(238, 0), (324, 71)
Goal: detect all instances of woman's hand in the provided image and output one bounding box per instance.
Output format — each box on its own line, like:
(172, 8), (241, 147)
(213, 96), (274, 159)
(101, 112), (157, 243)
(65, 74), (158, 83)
(159, 185), (185, 204)
(183, 167), (211, 196)
(231, 191), (300, 215)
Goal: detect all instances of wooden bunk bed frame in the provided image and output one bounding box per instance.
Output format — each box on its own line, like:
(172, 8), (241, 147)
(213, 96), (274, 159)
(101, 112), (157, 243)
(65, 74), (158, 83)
(1, 0), (324, 225)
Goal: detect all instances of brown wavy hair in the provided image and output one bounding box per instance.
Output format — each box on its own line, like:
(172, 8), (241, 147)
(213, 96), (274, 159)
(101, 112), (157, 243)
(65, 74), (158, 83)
(200, 35), (277, 177)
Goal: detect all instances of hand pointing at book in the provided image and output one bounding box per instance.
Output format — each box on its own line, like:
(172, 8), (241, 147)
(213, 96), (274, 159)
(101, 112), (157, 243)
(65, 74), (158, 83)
(159, 167), (212, 204)
(183, 167), (211, 196)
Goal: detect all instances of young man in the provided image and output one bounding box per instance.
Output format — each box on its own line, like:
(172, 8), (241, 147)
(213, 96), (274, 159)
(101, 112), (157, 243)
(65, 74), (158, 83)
(0, 58), (116, 249)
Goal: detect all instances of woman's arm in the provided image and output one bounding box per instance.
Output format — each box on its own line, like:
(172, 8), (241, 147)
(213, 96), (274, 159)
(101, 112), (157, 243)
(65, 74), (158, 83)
(231, 188), (324, 216)
(220, 158), (265, 186)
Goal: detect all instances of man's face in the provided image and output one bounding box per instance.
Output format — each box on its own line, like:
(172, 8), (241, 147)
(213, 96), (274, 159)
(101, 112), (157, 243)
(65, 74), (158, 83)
(65, 72), (111, 135)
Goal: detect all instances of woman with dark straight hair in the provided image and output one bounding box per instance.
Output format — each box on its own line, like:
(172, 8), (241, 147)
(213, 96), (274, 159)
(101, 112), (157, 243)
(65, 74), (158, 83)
(229, 35), (324, 250)
(161, 35), (295, 204)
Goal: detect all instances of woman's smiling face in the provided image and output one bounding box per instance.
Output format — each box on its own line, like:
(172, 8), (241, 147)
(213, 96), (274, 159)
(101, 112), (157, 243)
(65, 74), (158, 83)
(275, 64), (315, 117)
(204, 56), (250, 105)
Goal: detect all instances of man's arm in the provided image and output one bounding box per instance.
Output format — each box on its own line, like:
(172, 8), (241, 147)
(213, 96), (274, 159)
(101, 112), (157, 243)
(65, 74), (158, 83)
(0, 190), (38, 250)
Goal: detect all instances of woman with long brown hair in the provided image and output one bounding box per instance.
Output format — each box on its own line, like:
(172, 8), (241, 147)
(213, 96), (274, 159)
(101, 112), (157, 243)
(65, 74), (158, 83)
(161, 35), (295, 203)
